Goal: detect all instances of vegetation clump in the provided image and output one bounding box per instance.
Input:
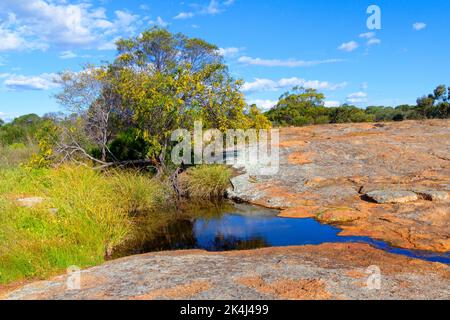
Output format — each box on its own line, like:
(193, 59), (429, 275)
(265, 85), (450, 127)
(181, 165), (232, 199)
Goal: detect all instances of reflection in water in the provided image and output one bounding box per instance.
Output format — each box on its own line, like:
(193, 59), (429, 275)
(112, 201), (450, 264)
(211, 235), (269, 251)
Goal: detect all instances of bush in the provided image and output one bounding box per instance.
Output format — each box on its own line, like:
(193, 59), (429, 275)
(182, 165), (232, 199)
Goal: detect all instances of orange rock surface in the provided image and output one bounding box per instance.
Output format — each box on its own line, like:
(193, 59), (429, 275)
(231, 120), (450, 252)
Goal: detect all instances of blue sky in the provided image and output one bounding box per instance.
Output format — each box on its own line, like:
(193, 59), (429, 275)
(0, 0), (449, 120)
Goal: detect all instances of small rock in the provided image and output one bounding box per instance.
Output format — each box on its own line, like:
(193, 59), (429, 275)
(48, 208), (59, 215)
(16, 197), (44, 208)
(365, 190), (418, 204)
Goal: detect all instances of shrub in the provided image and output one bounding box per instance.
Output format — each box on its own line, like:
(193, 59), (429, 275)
(182, 165), (232, 199)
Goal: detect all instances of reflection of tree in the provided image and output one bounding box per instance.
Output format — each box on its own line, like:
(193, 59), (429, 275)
(178, 200), (235, 220)
(211, 234), (269, 251)
(112, 219), (197, 258)
(146, 219), (198, 252)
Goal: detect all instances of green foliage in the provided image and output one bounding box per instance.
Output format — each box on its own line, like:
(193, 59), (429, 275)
(0, 114), (43, 146)
(266, 87), (330, 126)
(46, 28), (269, 171)
(329, 105), (375, 123)
(28, 120), (60, 169)
(246, 105), (272, 130)
(182, 165), (232, 199)
(114, 28), (252, 168)
(416, 85), (450, 119)
(105, 130), (151, 162)
(263, 84), (450, 127)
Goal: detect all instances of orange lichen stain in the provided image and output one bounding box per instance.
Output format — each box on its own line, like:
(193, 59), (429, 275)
(237, 276), (332, 300)
(279, 140), (308, 148)
(317, 208), (366, 223)
(253, 184), (300, 208)
(345, 270), (366, 279)
(79, 274), (108, 290)
(288, 152), (314, 165)
(279, 206), (319, 218)
(132, 281), (212, 300)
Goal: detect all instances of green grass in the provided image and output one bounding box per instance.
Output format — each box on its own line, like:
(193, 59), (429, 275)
(182, 165), (232, 199)
(0, 165), (173, 284)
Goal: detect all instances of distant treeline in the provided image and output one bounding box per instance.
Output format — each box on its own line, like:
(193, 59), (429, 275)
(264, 85), (450, 127)
(1, 85), (450, 149)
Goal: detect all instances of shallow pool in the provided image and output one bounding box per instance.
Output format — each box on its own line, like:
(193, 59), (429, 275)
(114, 202), (450, 264)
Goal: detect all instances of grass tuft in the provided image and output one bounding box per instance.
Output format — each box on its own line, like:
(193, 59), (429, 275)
(182, 165), (232, 199)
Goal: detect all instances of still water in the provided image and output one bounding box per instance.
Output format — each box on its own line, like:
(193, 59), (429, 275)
(113, 202), (450, 264)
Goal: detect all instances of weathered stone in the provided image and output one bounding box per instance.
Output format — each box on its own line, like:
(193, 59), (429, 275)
(229, 120), (450, 252)
(16, 197), (44, 208)
(3, 244), (450, 300)
(365, 190), (419, 204)
(417, 191), (449, 202)
(317, 209), (365, 223)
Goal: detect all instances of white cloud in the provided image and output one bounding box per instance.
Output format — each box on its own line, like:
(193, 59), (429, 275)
(0, 1), (142, 52)
(58, 50), (90, 59)
(201, 0), (221, 15)
(113, 10), (139, 33)
(150, 16), (169, 27)
(247, 99), (277, 111)
(3, 73), (60, 91)
(242, 78), (277, 93)
(243, 77), (347, 93)
(346, 91), (368, 104)
(174, 12), (194, 20)
(238, 56), (343, 67)
(324, 100), (341, 107)
(173, 0), (235, 20)
(338, 41), (359, 52)
(0, 26), (25, 52)
(59, 50), (77, 59)
(97, 37), (120, 51)
(359, 32), (376, 39)
(367, 38), (381, 46)
(413, 22), (427, 31)
(325, 100), (341, 108)
(218, 47), (243, 57)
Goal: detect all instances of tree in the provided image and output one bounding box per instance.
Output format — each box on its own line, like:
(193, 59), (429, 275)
(0, 119), (4, 127)
(329, 105), (374, 123)
(265, 87), (328, 126)
(55, 65), (123, 163)
(416, 85), (450, 119)
(113, 27), (251, 172)
(434, 85), (447, 102)
(47, 28), (264, 172)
